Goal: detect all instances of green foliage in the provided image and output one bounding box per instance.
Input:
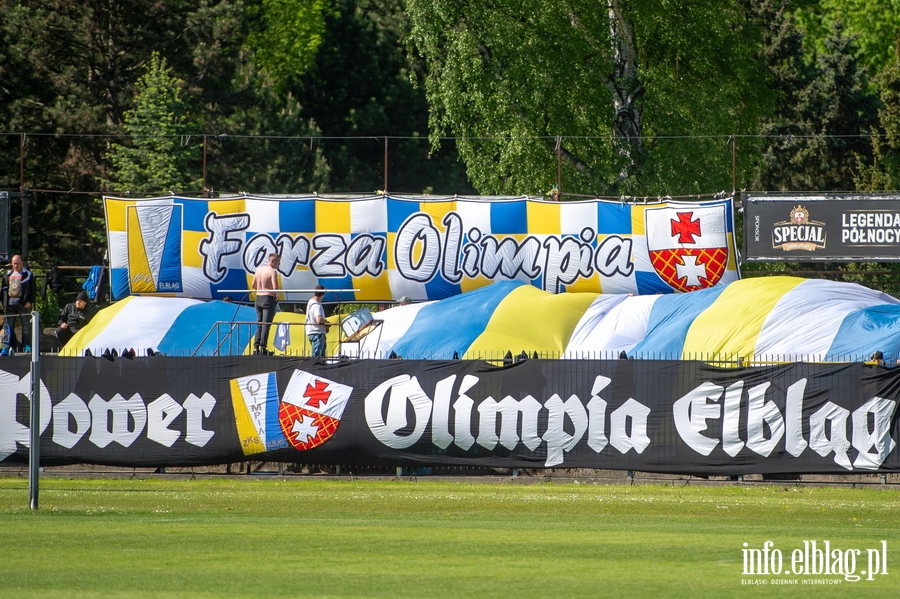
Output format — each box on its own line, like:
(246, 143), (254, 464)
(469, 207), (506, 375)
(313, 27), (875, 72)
(2, 0), (899, 275)
(856, 45), (900, 191)
(792, 0), (900, 79)
(295, 0), (475, 194)
(248, 0), (335, 90)
(0, 0), (474, 271)
(101, 53), (202, 194)
(0, 1), (351, 266)
(0, 1), (231, 265)
(750, 11), (878, 192)
(200, 69), (332, 194)
(405, 0), (771, 196)
(34, 286), (62, 328)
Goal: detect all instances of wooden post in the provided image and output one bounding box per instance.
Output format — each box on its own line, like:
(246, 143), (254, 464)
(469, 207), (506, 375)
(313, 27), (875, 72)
(202, 134), (208, 195)
(731, 135), (736, 194)
(20, 134), (27, 260)
(383, 137), (388, 193)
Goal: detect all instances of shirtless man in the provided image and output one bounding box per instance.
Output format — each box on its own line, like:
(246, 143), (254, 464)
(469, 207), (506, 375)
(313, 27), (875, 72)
(251, 253), (280, 355)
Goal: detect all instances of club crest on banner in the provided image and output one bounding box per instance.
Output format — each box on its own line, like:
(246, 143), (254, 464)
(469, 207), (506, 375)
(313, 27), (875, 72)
(126, 203), (183, 294)
(645, 204), (729, 292)
(279, 371), (353, 450)
(231, 372), (285, 455)
(231, 370), (353, 455)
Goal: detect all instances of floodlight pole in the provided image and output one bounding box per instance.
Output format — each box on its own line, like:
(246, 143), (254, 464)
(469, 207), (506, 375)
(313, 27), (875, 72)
(29, 311), (40, 510)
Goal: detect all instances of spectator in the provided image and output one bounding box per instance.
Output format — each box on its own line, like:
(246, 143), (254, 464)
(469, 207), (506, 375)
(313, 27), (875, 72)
(56, 291), (95, 345)
(397, 296), (411, 306)
(2, 255), (36, 352)
(306, 285), (331, 357)
(251, 253), (281, 355)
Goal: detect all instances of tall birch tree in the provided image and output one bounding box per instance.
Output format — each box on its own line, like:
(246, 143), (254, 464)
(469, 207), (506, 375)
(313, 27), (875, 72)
(406, 0), (772, 196)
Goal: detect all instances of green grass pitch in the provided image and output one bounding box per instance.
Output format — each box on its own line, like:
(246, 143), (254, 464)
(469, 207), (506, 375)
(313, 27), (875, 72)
(1, 478), (898, 597)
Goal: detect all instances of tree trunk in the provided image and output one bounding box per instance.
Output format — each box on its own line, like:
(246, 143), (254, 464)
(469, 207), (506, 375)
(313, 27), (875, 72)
(605, 0), (644, 181)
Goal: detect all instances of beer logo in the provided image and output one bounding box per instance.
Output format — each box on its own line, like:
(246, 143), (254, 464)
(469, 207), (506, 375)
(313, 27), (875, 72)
(773, 206), (826, 252)
(645, 205), (729, 292)
(791, 206), (809, 224)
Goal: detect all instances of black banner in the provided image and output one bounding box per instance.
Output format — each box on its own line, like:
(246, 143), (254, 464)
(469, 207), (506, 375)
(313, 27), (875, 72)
(1, 357), (899, 475)
(743, 193), (900, 261)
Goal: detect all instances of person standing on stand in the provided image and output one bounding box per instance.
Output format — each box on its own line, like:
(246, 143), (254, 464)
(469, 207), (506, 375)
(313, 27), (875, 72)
(251, 253), (281, 355)
(306, 285), (331, 357)
(2, 255), (36, 353)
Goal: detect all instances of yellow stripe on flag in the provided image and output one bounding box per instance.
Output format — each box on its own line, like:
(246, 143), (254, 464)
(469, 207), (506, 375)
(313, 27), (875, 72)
(208, 199), (246, 215)
(127, 207), (156, 293)
(565, 276), (602, 294)
(467, 285), (597, 357)
(353, 274), (392, 301)
(231, 379), (266, 456)
(419, 201), (455, 224)
(105, 199), (136, 233)
(316, 199), (351, 232)
(631, 203), (659, 237)
(683, 276), (805, 360)
(182, 231), (207, 268)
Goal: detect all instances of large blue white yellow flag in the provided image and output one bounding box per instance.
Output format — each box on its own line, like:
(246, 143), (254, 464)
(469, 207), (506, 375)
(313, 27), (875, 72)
(104, 194), (739, 301)
(64, 277), (900, 363)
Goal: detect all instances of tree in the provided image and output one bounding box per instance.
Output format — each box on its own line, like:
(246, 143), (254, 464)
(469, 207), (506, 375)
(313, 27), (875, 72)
(247, 0), (334, 92)
(0, 1), (333, 265)
(0, 1), (240, 265)
(856, 39), (900, 191)
(792, 0), (900, 79)
(405, 0), (772, 196)
(744, 0), (810, 191)
(102, 54), (202, 194)
(294, 0), (474, 194)
(750, 14), (879, 192)
(0, 0), (200, 265)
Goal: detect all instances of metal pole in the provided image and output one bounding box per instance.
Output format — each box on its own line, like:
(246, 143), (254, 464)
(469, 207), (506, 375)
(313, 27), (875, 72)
(202, 134), (208, 195)
(29, 311), (40, 510)
(731, 135), (736, 194)
(19, 133), (25, 190)
(556, 136), (562, 194)
(21, 192), (27, 263)
(383, 137), (388, 193)
(20, 135), (27, 261)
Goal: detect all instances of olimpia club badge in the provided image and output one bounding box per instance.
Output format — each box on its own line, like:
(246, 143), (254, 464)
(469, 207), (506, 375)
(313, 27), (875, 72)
(231, 372), (288, 455)
(231, 370), (353, 456)
(279, 370), (353, 450)
(645, 204), (729, 292)
(126, 203), (183, 293)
